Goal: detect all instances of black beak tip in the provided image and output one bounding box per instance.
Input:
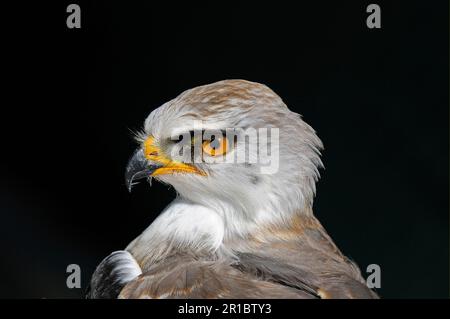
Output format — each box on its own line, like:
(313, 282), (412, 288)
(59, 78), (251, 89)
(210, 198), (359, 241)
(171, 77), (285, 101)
(125, 148), (160, 193)
(126, 180), (133, 193)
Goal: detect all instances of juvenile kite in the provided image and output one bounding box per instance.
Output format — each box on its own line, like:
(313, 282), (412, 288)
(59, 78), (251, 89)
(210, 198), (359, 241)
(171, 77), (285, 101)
(87, 80), (378, 299)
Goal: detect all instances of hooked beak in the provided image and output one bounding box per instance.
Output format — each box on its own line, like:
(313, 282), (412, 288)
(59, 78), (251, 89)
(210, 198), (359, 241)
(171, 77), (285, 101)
(125, 137), (206, 192)
(125, 148), (162, 192)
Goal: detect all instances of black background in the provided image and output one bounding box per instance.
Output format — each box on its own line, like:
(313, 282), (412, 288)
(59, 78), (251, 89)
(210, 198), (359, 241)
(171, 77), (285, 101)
(1, 1), (448, 298)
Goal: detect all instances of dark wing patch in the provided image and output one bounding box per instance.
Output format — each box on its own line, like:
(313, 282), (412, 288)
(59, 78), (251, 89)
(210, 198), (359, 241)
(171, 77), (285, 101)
(86, 251), (142, 299)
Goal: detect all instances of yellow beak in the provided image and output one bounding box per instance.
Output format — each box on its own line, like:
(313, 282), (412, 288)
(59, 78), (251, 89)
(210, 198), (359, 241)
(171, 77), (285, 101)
(143, 137), (205, 177)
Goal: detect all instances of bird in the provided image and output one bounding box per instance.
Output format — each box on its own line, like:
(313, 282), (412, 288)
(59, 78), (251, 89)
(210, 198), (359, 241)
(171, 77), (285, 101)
(86, 79), (378, 299)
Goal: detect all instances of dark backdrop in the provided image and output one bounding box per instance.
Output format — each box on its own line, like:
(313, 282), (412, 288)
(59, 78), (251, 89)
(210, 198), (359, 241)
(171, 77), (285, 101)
(1, 1), (448, 298)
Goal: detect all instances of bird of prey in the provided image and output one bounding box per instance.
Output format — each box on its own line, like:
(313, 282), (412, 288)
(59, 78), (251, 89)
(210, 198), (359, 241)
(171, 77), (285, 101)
(86, 79), (378, 299)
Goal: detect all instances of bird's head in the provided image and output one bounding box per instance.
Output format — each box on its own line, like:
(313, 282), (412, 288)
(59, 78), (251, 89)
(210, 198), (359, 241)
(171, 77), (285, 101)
(126, 80), (323, 220)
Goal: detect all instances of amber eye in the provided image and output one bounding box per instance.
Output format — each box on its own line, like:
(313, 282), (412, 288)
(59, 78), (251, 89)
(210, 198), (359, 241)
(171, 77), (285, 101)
(202, 135), (228, 157)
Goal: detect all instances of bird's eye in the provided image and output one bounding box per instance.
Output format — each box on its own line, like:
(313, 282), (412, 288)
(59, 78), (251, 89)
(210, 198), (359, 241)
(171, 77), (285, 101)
(202, 135), (228, 157)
